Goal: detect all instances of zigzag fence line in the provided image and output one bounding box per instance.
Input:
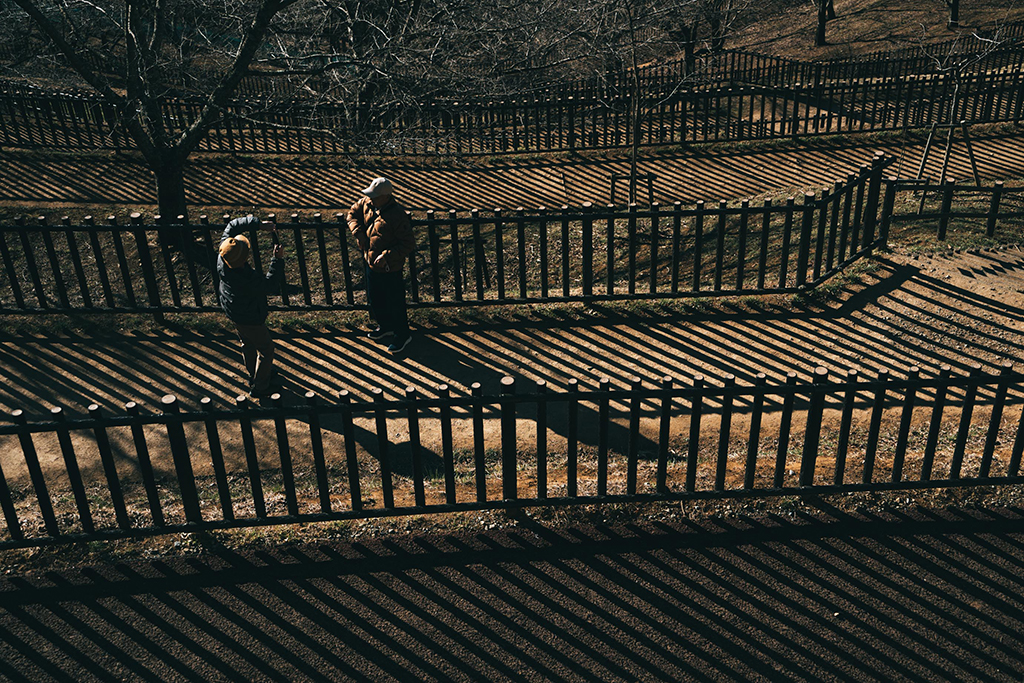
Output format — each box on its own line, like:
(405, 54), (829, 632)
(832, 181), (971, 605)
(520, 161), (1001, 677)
(0, 156), (891, 315)
(3, 57), (1023, 156)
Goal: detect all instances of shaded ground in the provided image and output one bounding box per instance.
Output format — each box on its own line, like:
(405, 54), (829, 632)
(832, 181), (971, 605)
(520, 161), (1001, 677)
(3, 247), (1022, 420)
(0, 503), (1022, 681)
(3, 129), (1024, 214)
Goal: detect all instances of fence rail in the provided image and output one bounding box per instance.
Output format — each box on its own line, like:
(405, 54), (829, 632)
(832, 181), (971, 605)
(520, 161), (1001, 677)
(887, 178), (1024, 241)
(1, 364), (1022, 549)
(0, 157), (889, 314)
(3, 54), (1024, 156)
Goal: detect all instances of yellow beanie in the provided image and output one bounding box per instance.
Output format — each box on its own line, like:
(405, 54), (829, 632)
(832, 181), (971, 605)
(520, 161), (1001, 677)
(219, 235), (250, 268)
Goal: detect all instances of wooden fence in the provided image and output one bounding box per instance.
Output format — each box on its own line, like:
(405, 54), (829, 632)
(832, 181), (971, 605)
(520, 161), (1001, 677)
(888, 179), (1024, 241)
(0, 157), (890, 314)
(1, 364), (1022, 549)
(3, 53), (1023, 155)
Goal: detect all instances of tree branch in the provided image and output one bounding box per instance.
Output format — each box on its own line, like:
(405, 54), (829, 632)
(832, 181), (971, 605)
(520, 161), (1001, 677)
(10, 0), (159, 160)
(178, 0), (295, 156)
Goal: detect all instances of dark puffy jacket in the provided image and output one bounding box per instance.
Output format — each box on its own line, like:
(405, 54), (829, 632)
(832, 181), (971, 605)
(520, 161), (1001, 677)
(216, 216), (284, 325)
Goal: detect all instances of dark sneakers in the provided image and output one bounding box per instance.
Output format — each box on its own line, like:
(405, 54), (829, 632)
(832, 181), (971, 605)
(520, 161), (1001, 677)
(387, 335), (412, 355)
(367, 327), (393, 342)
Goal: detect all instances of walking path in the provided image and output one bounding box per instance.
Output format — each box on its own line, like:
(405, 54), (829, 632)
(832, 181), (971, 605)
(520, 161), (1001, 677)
(1, 504), (1022, 681)
(2, 129), (1024, 212)
(0, 131), (1023, 482)
(1, 247), (1023, 420)
(2, 130), (1024, 683)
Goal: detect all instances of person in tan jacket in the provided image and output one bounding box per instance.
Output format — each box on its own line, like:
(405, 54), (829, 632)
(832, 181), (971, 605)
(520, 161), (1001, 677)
(347, 177), (415, 354)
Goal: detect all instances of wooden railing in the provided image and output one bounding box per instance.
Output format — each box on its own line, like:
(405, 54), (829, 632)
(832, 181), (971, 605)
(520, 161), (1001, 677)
(3, 52), (1023, 156)
(0, 157), (890, 314)
(1, 364), (1022, 549)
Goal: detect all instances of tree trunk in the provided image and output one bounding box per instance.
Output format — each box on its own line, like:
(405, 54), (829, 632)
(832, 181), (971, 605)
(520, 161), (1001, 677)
(947, 0), (959, 28)
(816, 0), (828, 46)
(669, 24), (697, 75)
(826, 0), (837, 20)
(153, 155), (188, 243)
(708, 17), (725, 52)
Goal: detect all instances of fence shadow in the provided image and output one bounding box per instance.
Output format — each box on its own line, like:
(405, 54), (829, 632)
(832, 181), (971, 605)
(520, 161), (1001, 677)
(2, 250), (1023, 422)
(1, 505), (1022, 680)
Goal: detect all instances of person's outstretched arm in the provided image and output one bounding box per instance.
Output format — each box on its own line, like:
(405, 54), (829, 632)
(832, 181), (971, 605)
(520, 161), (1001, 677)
(222, 215), (260, 244)
(265, 245), (285, 290)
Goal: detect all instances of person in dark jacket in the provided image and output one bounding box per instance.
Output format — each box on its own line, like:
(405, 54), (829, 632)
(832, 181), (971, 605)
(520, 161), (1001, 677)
(217, 215), (285, 398)
(347, 177), (415, 355)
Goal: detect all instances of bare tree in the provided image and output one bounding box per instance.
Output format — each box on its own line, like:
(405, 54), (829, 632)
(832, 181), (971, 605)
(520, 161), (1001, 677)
(7, 0), (306, 219)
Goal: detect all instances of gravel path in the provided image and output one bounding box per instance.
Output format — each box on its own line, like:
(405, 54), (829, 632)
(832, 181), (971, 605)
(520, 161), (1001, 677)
(0, 504), (1022, 681)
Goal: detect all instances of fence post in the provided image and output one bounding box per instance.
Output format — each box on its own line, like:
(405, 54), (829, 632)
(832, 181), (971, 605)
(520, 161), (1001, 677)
(878, 176), (898, 247)
(161, 395), (202, 524)
(125, 401), (165, 526)
(500, 376), (517, 501)
(271, 393), (299, 516)
(468, 382), (488, 502)
(404, 386), (426, 508)
(774, 372), (799, 487)
(1010, 381), (1024, 478)
(130, 212), (165, 324)
(200, 397), (234, 521)
(12, 410), (59, 536)
(950, 364), (983, 480)
(235, 394), (267, 517)
(51, 406), (94, 533)
(372, 388), (395, 509)
(799, 367), (829, 487)
(596, 377), (611, 496)
(0, 445), (22, 540)
(795, 192), (815, 288)
(536, 380), (549, 499)
(89, 403), (131, 529)
(581, 202), (594, 298)
(439, 384), (456, 505)
(304, 392), (331, 514)
(862, 369), (889, 484)
(744, 373), (767, 490)
(980, 362), (1013, 478)
(937, 179), (955, 240)
(567, 96), (576, 151)
(627, 376), (643, 495)
(657, 375), (673, 495)
(891, 366), (920, 483)
(685, 375), (705, 493)
(987, 181), (1003, 237)
(861, 154), (885, 249)
(338, 390), (361, 512)
(714, 375), (736, 492)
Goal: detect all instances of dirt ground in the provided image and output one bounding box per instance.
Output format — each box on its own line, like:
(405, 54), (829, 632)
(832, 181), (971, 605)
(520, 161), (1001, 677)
(729, 0), (1024, 61)
(1, 243), (1023, 534)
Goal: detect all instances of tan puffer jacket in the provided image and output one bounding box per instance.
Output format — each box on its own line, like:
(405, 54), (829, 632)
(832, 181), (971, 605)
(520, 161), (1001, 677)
(346, 196), (414, 273)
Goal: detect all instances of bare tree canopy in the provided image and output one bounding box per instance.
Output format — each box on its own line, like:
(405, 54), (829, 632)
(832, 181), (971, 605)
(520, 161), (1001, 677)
(0, 0), (765, 215)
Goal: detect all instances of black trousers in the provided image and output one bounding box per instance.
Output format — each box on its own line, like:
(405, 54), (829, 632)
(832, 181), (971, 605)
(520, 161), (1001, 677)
(365, 266), (409, 337)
